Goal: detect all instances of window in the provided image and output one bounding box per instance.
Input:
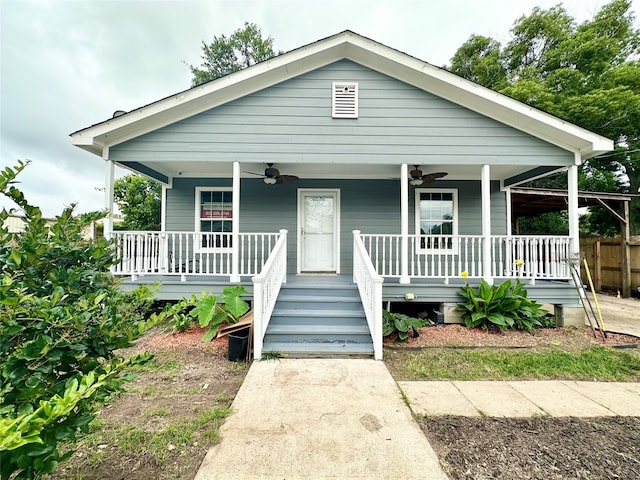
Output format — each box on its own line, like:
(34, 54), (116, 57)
(332, 82), (358, 118)
(195, 188), (232, 249)
(415, 189), (458, 251)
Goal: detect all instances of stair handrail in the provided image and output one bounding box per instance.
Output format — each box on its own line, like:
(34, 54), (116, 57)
(252, 229), (288, 359)
(353, 230), (384, 360)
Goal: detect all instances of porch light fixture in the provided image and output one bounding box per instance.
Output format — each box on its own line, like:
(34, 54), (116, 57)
(409, 177), (424, 186)
(264, 177), (277, 185)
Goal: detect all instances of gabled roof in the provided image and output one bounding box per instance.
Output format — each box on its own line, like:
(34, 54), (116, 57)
(71, 30), (613, 160)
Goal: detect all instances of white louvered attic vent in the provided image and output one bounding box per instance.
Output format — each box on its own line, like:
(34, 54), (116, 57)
(332, 82), (358, 118)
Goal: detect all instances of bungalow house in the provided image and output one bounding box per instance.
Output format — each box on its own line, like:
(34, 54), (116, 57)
(71, 31), (613, 360)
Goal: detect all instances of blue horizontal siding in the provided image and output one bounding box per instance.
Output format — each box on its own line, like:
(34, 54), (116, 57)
(166, 178), (506, 274)
(111, 60), (572, 166)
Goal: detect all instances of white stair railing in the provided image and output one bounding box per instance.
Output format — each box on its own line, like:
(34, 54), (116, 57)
(251, 229), (288, 360)
(353, 230), (384, 360)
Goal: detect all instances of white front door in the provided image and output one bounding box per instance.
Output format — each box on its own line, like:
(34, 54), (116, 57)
(298, 189), (340, 273)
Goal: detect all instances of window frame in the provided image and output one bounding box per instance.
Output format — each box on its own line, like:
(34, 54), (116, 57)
(414, 188), (459, 254)
(194, 187), (233, 252)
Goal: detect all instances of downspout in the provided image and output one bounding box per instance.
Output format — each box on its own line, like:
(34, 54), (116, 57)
(103, 146), (114, 239)
(400, 163), (410, 284)
(481, 165), (493, 284)
(231, 161), (241, 283)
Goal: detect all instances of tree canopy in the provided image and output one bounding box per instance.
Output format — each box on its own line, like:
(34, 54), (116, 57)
(449, 0), (640, 235)
(189, 22), (279, 86)
(113, 174), (161, 231)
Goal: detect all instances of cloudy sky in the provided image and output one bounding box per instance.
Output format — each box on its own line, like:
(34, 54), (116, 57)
(1, 0), (637, 218)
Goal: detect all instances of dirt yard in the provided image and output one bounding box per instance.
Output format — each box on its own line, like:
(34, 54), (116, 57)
(48, 328), (249, 480)
(48, 298), (640, 480)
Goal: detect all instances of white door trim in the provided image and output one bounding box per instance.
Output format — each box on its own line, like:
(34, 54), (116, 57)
(297, 188), (341, 274)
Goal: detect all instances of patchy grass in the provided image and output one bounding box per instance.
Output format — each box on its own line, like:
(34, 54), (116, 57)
(47, 347), (249, 480)
(104, 406), (232, 465)
(385, 345), (640, 381)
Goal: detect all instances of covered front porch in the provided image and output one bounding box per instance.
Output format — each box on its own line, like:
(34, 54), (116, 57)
(116, 228), (580, 360)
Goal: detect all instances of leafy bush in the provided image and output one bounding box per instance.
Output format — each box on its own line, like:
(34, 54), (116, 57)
(456, 279), (548, 331)
(166, 285), (250, 341)
(382, 310), (428, 341)
(0, 161), (159, 479)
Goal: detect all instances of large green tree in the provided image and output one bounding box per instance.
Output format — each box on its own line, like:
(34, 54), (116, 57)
(189, 22), (279, 86)
(449, 0), (640, 235)
(113, 174), (161, 231)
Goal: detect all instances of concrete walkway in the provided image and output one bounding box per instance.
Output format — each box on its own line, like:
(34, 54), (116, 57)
(195, 359), (449, 480)
(400, 380), (640, 418)
(587, 293), (640, 338)
(195, 312), (640, 479)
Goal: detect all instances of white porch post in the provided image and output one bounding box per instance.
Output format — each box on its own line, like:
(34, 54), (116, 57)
(160, 184), (167, 231)
(231, 161), (241, 283)
(568, 161), (580, 259)
(400, 163), (410, 284)
(481, 164), (493, 284)
(103, 148), (114, 239)
(159, 184), (168, 273)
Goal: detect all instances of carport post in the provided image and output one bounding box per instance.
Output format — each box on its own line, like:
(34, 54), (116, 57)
(568, 162), (580, 260)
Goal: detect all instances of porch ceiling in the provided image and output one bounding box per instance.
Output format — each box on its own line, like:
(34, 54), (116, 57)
(120, 160), (544, 184)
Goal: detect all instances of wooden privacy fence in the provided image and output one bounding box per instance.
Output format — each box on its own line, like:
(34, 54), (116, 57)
(580, 236), (640, 293)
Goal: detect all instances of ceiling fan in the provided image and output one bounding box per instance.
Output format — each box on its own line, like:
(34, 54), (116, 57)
(246, 163), (299, 185)
(409, 166), (448, 186)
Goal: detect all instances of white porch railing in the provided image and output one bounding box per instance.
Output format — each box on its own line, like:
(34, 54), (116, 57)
(490, 235), (571, 280)
(110, 231), (280, 278)
(353, 230), (383, 360)
(360, 233), (572, 281)
(251, 229), (288, 360)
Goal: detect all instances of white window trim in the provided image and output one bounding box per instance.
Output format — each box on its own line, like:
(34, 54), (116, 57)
(414, 188), (459, 254)
(332, 81), (358, 118)
(195, 187), (233, 252)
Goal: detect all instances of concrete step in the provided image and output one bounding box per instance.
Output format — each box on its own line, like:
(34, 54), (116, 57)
(261, 341), (374, 358)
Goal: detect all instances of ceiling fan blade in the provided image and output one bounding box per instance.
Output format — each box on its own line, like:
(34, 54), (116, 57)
(422, 172), (448, 183)
(244, 171), (266, 177)
(275, 175), (299, 184)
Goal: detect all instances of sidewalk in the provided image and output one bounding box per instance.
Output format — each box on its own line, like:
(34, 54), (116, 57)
(400, 380), (640, 418)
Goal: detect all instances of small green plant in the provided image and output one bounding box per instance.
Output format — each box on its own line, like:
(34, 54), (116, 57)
(162, 285), (250, 341)
(382, 310), (428, 341)
(456, 279), (548, 331)
(190, 285), (250, 342)
(261, 350), (281, 360)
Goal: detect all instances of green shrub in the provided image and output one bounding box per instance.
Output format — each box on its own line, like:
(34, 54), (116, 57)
(0, 161), (158, 479)
(382, 310), (428, 341)
(456, 279), (548, 331)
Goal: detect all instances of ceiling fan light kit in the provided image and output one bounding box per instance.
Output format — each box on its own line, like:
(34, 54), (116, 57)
(246, 163), (299, 185)
(409, 165), (448, 185)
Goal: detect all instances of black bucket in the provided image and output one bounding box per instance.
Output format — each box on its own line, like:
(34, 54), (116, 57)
(228, 327), (250, 362)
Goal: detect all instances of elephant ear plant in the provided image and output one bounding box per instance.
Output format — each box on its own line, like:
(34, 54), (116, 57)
(456, 279), (549, 331)
(191, 285), (250, 342)
(382, 310), (428, 341)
